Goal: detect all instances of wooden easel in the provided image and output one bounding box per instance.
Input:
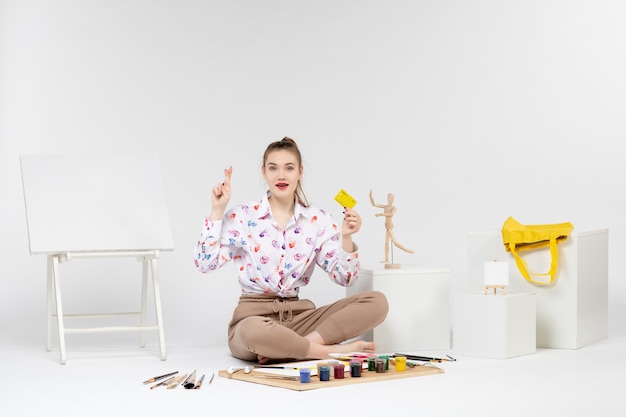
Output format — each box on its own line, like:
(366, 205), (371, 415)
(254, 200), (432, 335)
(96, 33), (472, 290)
(483, 260), (509, 295)
(484, 285), (506, 295)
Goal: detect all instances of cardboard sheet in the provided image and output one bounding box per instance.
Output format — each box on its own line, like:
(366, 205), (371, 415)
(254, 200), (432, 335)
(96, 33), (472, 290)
(218, 361), (444, 391)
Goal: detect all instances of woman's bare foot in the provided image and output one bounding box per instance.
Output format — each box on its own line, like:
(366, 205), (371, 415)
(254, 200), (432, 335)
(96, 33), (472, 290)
(254, 332), (377, 363)
(305, 331), (377, 359)
(257, 355), (273, 364)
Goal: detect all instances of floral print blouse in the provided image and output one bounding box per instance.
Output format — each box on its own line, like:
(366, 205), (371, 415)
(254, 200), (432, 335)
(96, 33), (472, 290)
(194, 194), (359, 297)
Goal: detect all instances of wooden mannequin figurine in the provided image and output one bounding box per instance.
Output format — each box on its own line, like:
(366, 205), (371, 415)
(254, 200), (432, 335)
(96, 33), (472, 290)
(369, 190), (414, 268)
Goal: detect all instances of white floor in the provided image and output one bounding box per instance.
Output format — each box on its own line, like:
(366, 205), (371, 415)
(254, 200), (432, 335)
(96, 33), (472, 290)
(2, 333), (624, 417)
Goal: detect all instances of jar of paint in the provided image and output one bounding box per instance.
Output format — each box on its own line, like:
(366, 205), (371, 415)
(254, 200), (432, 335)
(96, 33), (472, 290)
(333, 363), (345, 379)
(316, 362), (328, 377)
(299, 367), (311, 383)
(350, 361), (362, 377)
(367, 357), (376, 372)
(318, 365), (330, 381)
(378, 355), (390, 370)
(375, 358), (386, 373)
(395, 356), (407, 372)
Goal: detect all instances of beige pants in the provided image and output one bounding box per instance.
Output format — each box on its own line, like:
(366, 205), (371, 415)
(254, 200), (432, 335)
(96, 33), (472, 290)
(227, 291), (389, 361)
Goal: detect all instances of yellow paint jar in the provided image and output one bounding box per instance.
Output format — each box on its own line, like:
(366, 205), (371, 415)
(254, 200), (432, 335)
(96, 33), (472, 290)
(395, 356), (407, 372)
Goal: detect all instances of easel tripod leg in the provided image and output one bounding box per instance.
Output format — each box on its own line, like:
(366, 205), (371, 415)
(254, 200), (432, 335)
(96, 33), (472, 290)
(140, 258), (148, 348)
(46, 255), (54, 352)
(151, 258), (166, 360)
(51, 255), (67, 365)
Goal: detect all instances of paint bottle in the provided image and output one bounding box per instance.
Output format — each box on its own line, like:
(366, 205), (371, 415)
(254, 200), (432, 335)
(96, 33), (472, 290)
(300, 367), (311, 383)
(316, 362), (328, 377)
(375, 358), (386, 373)
(379, 355), (390, 370)
(350, 361), (362, 377)
(395, 356), (407, 372)
(367, 357), (376, 371)
(318, 365), (330, 381)
(333, 363), (345, 379)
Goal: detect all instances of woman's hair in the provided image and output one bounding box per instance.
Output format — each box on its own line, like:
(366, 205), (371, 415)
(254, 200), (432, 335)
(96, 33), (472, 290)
(263, 137), (310, 207)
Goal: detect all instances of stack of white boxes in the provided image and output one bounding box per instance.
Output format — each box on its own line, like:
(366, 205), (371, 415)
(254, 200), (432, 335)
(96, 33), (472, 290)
(454, 292), (536, 359)
(453, 229), (608, 359)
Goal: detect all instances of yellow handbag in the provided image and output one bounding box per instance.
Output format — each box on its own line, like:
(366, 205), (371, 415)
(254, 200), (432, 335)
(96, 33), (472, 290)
(501, 216), (574, 286)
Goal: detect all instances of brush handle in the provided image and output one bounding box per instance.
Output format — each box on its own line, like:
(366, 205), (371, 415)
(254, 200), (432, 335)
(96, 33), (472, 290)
(193, 374), (205, 390)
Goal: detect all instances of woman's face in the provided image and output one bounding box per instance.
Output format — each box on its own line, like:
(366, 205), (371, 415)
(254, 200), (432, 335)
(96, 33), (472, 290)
(262, 149), (302, 200)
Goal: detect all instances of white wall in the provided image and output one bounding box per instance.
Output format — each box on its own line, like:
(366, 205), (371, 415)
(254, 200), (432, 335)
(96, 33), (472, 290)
(2, 0), (625, 350)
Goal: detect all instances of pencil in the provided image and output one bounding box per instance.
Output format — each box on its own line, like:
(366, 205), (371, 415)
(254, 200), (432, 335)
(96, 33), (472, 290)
(166, 373), (188, 389)
(150, 375), (177, 389)
(253, 365), (317, 370)
(142, 371), (178, 384)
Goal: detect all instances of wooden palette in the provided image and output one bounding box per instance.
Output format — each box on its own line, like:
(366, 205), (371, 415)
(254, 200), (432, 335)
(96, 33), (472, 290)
(218, 362), (444, 391)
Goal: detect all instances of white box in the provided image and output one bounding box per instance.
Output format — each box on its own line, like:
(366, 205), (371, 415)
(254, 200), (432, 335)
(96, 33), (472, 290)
(347, 266), (450, 352)
(467, 229), (608, 349)
(453, 293), (536, 359)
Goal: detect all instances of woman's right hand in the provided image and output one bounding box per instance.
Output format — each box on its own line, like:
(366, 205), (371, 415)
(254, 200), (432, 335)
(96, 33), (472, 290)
(210, 166), (232, 220)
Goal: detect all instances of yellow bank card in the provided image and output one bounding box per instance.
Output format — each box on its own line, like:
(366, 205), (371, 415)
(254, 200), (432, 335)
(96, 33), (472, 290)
(334, 189), (357, 209)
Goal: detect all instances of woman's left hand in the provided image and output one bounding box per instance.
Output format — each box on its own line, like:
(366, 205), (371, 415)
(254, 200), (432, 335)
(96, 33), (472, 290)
(342, 208), (362, 236)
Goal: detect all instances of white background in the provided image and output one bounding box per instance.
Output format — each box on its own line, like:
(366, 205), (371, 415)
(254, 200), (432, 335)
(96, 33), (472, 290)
(1, 0), (625, 354)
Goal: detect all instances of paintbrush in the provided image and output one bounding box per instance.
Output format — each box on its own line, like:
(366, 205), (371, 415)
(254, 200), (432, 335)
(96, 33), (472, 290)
(183, 370), (197, 389)
(253, 365), (316, 371)
(393, 353), (456, 363)
(254, 373), (300, 381)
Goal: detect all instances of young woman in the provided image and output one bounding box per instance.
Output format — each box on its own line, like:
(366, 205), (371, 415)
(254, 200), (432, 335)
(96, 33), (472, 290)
(194, 137), (388, 363)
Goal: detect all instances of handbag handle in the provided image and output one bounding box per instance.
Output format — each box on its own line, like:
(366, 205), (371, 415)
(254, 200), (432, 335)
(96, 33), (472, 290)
(508, 237), (559, 286)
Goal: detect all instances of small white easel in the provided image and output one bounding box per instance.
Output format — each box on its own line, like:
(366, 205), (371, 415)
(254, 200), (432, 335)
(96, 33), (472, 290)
(483, 260), (509, 296)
